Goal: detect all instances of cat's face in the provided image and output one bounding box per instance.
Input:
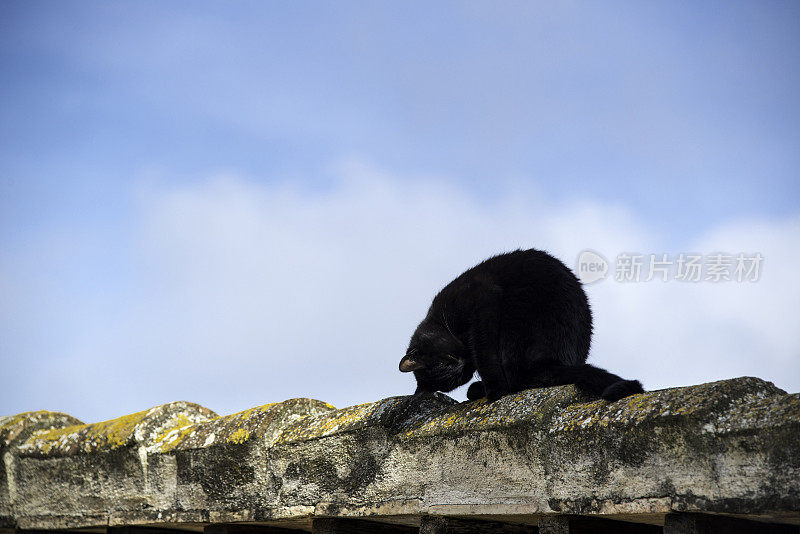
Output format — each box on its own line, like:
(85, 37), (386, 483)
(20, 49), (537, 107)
(399, 322), (472, 392)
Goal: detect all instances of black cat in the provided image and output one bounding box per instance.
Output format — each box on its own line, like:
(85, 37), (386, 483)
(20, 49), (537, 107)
(399, 249), (643, 402)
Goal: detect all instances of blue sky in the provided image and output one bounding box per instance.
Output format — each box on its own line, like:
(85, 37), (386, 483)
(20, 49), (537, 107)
(2, 2), (799, 422)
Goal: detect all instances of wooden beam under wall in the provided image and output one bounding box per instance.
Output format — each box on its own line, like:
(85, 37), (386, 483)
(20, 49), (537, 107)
(311, 518), (417, 534)
(204, 525), (307, 534)
(109, 528), (198, 534)
(664, 514), (800, 534)
(419, 516), (537, 534)
(538, 516), (661, 534)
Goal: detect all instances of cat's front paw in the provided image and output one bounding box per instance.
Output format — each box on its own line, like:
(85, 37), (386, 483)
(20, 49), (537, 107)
(466, 381), (503, 401)
(602, 379), (644, 402)
(466, 381), (486, 401)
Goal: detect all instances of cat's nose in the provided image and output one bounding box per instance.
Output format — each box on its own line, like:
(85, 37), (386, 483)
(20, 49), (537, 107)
(399, 356), (423, 372)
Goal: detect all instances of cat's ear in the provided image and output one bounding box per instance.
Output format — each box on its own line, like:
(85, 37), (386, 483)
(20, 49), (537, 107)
(399, 355), (424, 372)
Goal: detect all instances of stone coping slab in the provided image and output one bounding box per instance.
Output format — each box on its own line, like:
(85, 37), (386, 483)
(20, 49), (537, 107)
(2, 377), (798, 530)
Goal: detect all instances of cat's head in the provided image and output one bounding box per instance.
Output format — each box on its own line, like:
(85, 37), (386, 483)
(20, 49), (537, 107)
(399, 321), (471, 392)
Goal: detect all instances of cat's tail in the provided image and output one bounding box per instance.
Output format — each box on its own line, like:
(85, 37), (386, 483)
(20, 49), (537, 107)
(467, 363), (643, 402)
(554, 362), (644, 401)
(467, 364), (644, 402)
(517, 359), (644, 402)
(600, 377), (644, 401)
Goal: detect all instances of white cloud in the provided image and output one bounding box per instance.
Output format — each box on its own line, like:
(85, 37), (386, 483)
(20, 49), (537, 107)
(3, 161), (798, 420)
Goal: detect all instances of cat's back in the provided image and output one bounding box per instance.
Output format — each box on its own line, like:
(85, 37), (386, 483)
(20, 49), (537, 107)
(433, 249), (583, 306)
(473, 249), (579, 288)
(482, 250), (591, 357)
(471, 249), (589, 323)
(429, 249), (591, 360)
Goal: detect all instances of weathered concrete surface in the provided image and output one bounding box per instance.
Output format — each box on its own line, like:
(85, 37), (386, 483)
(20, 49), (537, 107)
(1, 377), (798, 532)
(0, 411), (83, 528)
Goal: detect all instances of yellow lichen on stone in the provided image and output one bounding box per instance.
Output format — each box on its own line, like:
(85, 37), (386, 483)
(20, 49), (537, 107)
(399, 387), (577, 440)
(0, 413), (37, 446)
(17, 402), (218, 457)
(400, 379), (783, 441)
(88, 410), (150, 447)
(0, 413), (30, 432)
(23, 409), (151, 455)
(155, 398), (336, 451)
(275, 400), (382, 444)
(0, 410), (84, 448)
(227, 427), (249, 444)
